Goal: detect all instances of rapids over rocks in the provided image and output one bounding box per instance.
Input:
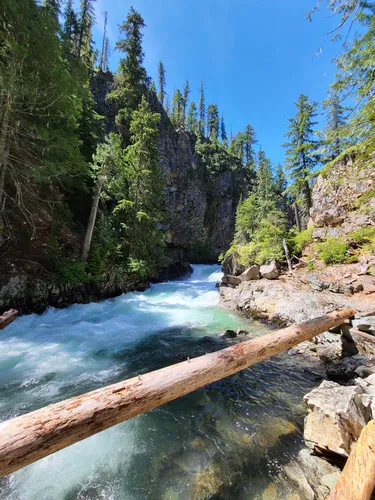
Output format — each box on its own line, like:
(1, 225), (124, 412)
(0, 265), (321, 499)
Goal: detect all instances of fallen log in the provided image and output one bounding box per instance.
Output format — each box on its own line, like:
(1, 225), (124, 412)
(328, 420), (375, 500)
(0, 309), (18, 330)
(350, 327), (375, 344)
(0, 308), (355, 478)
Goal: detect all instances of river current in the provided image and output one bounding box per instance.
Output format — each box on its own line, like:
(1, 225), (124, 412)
(0, 265), (319, 499)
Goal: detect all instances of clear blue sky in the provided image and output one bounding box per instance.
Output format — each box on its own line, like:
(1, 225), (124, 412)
(90, 0), (346, 165)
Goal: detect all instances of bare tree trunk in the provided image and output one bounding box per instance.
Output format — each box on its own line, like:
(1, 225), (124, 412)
(283, 238), (292, 273)
(81, 178), (103, 262)
(294, 202), (301, 232)
(0, 308), (355, 478)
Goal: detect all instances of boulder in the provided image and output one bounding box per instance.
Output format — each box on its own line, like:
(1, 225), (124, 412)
(240, 265), (260, 282)
(220, 329), (237, 339)
(304, 380), (371, 457)
(259, 261), (279, 280)
(297, 448), (340, 499)
(221, 275), (241, 287)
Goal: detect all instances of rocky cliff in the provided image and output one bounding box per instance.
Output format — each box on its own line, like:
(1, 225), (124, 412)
(92, 71), (243, 262)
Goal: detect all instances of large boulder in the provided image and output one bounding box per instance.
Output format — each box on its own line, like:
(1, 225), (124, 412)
(220, 275), (241, 287)
(352, 315), (375, 334)
(240, 265), (260, 282)
(304, 380), (371, 457)
(259, 261), (279, 280)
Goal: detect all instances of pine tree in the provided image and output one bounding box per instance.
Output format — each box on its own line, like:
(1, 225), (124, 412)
(114, 97), (163, 273)
(172, 89), (184, 127)
(283, 94), (319, 214)
(42, 0), (60, 25)
(243, 124), (257, 165)
(323, 92), (347, 160)
(62, 0), (79, 56)
(229, 132), (244, 163)
(77, 0), (96, 65)
(256, 149), (275, 219)
(198, 80), (205, 136)
(186, 101), (198, 134)
(182, 79), (190, 123)
(109, 7), (149, 139)
(220, 115), (228, 145)
(157, 61), (166, 106)
(99, 11), (108, 71)
(206, 104), (219, 141)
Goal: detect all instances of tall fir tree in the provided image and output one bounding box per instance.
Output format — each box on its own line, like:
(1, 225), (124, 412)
(220, 115), (228, 145)
(182, 79), (190, 123)
(172, 89), (184, 126)
(77, 0), (96, 66)
(157, 61), (166, 106)
(323, 92), (347, 161)
(198, 80), (205, 137)
(99, 11), (108, 71)
(186, 101), (198, 134)
(283, 94), (320, 216)
(206, 104), (219, 141)
(109, 7), (149, 140)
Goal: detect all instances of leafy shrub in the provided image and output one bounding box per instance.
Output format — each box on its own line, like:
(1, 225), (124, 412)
(350, 226), (375, 245)
(58, 261), (90, 285)
(318, 237), (349, 264)
(293, 227), (314, 254)
(127, 257), (151, 277)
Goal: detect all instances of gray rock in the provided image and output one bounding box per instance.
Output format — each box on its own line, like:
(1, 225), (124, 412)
(221, 275), (241, 287)
(259, 261), (279, 280)
(297, 449), (340, 499)
(240, 265), (260, 282)
(352, 315), (375, 333)
(304, 380), (371, 457)
(282, 461), (315, 500)
(220, 329), (237, 339)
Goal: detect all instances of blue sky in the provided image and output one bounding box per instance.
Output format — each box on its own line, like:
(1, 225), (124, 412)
(90, 0), (347, 165)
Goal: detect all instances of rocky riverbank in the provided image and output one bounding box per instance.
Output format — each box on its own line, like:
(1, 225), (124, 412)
(0, 261), (193, 315)
(219, 261), (375, 498)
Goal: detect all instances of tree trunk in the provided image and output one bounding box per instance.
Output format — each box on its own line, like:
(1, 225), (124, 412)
(329, 420), (375, 500)
(81, 178), (103, 262)
(0, 308), (355, 478)
(0, 92), (10, 209)
(294, 202), (301, 232)
(283, 238), (292, 273)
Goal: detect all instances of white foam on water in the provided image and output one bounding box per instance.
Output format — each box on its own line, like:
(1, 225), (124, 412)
(0, 264), (252, 499)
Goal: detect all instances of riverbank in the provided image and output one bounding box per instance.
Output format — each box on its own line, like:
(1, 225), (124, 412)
(0, 261), (192, 315)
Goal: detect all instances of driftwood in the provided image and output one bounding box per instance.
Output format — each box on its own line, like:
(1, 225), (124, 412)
(0, 308), (355, 478)
(329, 420), (375, 500)
(282, 238), (293, 273)
(350, 327), (375, 344)
(0, 309), (17, 330)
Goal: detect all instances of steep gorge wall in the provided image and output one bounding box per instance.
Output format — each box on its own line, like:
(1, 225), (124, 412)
(91, 71), (242, 262)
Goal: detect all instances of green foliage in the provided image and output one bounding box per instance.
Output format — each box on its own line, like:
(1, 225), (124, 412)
(58, 261), (91, 285)
(293, 227), (314, 254)
(318, 237), (349, 264)
(127, 257), (151, 277)
(157, 61), (166, 105)
(207, 104), (219, 141)
(350, 226), (375, 245)
(283, 94), (320, 211)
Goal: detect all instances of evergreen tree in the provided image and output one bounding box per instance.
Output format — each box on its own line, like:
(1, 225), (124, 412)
(256, 149), (275, 219)
(114, 97), (163, 274)
(165, 94), (171, 117)
(323, 91), (347, 160)
(109, 7), (149, 139)
(62, 0), (79, 56)
(157, 61), (166, 106)
(198, 80), (205, 136)
(243, 124), (257, 165)
(283, 94), (320, 214)
(42, 0), (60, 25)
(220, 115), (228, 145)
(77, 0), (96, 66)
(206, 104), (219, 141)
(172, 89), (184, 127)
(99, 11), (108, 71)
(82, 134), (124, 261)
(229, 132), (244, 163)
(182, 79), (190, 123)
(186, 101), (198, 134)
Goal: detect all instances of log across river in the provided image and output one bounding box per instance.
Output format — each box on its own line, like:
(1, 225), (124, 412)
(0, 265), (355, 498)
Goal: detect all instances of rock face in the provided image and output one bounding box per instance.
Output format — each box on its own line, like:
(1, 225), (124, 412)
(310, 156), (375, 237)
(303, 380), (371, 457)
(92, 72), (243, 261)
(240, 265), (260, 282)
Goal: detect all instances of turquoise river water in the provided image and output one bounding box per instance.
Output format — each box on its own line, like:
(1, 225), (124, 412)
(0, 265), (320, 499)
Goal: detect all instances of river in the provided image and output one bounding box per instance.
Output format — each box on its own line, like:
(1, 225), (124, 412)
(0, 265), (320, 499)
